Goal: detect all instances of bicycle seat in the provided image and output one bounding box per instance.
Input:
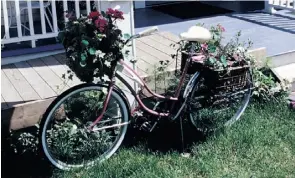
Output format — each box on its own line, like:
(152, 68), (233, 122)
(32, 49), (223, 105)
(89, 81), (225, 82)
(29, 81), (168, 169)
(180, 26), (211, 43)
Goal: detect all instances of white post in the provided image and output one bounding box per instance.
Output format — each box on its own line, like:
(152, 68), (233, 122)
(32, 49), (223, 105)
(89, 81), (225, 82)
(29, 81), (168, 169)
(130, 1), (138, 96)
(86, 0), (91, 14)
(39, 0), (47, 34)
(63, 0), (68, 22)
(14, 0), (22, 38)
(27, 1), (36, 47)
(75, 0), (80, 18)
(51, 0), (58, 33)
(94, 0), (101, 11)
(2, 0), (10, 39)
(264, 0), (277, 14)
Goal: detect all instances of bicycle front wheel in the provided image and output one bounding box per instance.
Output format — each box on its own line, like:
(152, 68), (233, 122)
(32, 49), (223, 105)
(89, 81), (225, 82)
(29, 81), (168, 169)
(188, 70), (252, 133)
(39, 83), (129, 170)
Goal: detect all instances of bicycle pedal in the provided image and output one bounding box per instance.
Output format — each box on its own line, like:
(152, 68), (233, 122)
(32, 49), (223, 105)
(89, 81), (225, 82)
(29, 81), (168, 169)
(139, 121), (152, 132)
(149, 121), (159, 132)
(140, 121), (159, 132)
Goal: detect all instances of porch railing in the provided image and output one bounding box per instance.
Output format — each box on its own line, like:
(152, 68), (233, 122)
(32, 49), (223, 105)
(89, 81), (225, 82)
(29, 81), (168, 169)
(265, 0), (295, 13)
(1, 0), (100, 48)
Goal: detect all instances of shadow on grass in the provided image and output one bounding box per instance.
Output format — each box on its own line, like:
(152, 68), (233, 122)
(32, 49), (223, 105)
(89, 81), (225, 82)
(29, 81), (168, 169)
(1, 127), (54, 178)
(123, 116), (209, 153)
(1, 114), (211, 178)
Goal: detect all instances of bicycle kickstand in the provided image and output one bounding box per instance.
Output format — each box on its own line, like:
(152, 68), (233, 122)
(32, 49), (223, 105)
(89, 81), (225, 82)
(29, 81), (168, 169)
(180, 116), (190, 158)
(149, 116), (161, 132)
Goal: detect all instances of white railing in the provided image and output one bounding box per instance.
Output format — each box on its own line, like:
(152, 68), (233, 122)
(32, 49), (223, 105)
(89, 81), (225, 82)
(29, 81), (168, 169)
(266, 0), (295, 13)
(1, 0), (100, 48)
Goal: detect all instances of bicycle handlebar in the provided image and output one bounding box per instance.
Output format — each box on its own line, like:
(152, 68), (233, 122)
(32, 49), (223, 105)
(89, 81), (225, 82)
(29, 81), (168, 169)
(138, 26), (159, 37)
(124, 26), (159, 45)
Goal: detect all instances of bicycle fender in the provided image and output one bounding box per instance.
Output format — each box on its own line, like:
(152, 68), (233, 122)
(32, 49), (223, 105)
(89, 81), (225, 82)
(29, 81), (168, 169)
(113, 84), (132, 113)
(183, 72), (200, 98)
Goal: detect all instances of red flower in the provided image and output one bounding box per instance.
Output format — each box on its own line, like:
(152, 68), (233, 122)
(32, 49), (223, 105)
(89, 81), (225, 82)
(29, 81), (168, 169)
(95, 17), (108, 32)
(217, 24), (225, 32)
(106, 8), (115, 15)
(88, 11), (100, 19)
(106, 8), (124, 20)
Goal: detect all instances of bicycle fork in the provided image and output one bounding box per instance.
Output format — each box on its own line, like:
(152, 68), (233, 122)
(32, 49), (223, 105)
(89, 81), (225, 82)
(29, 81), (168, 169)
(88, 83), (115, 131)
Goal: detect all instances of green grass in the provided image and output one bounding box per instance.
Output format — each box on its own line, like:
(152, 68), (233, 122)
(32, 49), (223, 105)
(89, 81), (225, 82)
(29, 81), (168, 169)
(54, 102), (295, 178)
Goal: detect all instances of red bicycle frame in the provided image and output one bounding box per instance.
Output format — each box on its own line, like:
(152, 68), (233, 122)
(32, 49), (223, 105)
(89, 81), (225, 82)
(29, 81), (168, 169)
(89, 55), (193, 129)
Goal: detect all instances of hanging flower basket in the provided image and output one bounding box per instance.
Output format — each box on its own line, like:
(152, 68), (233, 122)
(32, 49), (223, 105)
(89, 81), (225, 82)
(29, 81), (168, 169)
(58, 8), (127, 83)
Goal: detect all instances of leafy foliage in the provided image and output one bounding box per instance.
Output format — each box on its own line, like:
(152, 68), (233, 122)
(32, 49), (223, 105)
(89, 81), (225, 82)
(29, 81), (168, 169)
(172, 24), (290, 101)
(59, 9), (129, 83)
(173, 24), (253, 71)
(251, 61), (291, 101)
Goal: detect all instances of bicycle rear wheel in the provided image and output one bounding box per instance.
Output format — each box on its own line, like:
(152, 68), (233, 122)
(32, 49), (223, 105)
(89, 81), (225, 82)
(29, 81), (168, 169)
(188, 70), (252, 133)
(39, 83), (129, 170)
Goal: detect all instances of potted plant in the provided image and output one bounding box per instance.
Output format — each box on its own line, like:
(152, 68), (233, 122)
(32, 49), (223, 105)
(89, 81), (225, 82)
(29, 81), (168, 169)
(58, 8), (128, 83)
(172, 24), (255, 93)
(174, 24), (253, 75)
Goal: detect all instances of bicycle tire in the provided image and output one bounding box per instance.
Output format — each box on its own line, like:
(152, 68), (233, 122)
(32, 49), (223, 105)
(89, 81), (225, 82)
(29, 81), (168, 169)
(39, 83), (129, 170)
(188, 70), (252, 131)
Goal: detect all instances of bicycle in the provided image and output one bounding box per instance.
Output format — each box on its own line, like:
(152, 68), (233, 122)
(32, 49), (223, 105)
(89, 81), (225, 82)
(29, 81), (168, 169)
(39, 26), (253, 170)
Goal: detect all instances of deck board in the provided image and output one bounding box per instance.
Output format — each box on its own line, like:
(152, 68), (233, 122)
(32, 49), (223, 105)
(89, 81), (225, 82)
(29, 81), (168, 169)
(27, 58), (69, 94)
(1, 32), (181, 130)
(1, 32), (178, 111)
(147, 33), (180, 49)
(2, 64), (40, 102)
(1, 71), (24, 107)
(136, 40), (177, 72)
(41, 56), (69, 83)
(53, 54), (82, 87)
(135, 57), (154, 77)
(136, 40), (172, 62)
(138, 36), (176, 56)
(135, 48), (161, 75)
(158, 31), (181, 43)
(136, 48), (159, 65)
(14, 61), (56, 99)
(41, 55), (80, 88)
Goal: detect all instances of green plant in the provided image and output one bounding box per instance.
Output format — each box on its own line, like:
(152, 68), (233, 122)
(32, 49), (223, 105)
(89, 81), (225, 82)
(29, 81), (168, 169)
(59, 8), (130, 83)
(46, 118), (114, 164)
(172, 24), (290, 101)
(7, 126), (40, 155)
(63, 90), (106, 121)
(251, 62), (290, 102)
(173, 24), (253, 71)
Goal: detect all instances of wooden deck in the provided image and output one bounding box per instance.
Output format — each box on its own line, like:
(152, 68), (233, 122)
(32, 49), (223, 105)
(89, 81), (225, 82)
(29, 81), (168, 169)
(1, 31), (180, 130)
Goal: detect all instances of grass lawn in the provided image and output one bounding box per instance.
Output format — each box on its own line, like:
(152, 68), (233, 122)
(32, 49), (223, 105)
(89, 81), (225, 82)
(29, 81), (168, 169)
(54, 102), (295, 178)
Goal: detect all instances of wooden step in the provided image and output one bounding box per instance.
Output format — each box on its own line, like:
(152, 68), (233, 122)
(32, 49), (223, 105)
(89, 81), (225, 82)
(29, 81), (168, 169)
(272, 63), (295, 91)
